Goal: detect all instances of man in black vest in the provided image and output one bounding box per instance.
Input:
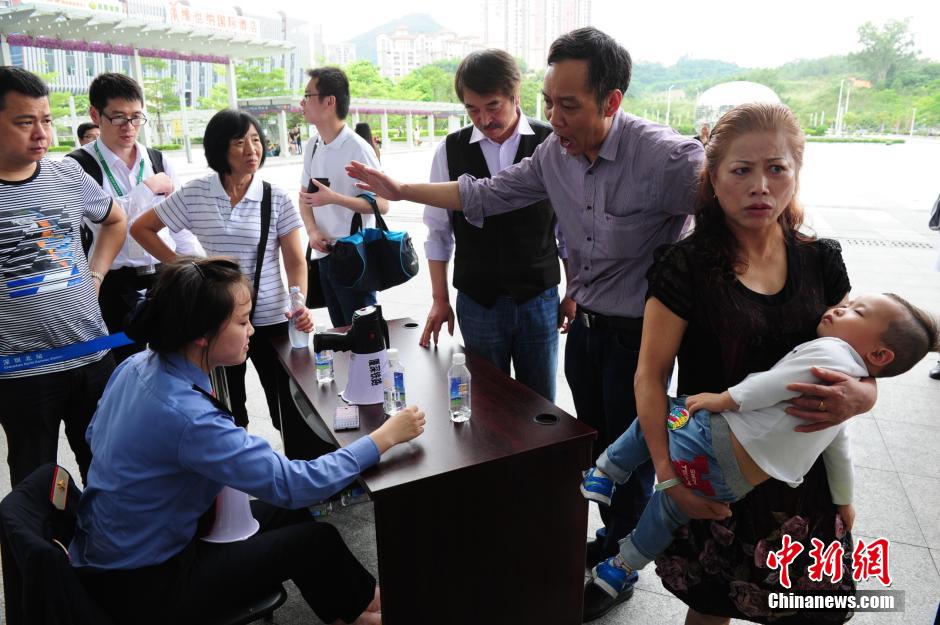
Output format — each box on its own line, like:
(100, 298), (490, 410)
(421, 50), (570, 401)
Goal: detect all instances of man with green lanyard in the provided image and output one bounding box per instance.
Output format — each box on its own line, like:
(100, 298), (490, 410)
(69, 73), (202, 363)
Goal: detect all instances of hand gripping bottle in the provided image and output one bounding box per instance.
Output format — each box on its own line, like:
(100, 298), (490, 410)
(287, 287), (308, 348)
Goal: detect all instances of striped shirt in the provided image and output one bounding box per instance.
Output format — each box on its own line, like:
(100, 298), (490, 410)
(0, 159), (113, 379)
(155, 173), (302, 326)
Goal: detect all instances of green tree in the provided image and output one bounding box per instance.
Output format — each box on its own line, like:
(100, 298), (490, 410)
(852, 19), (918, 86)
(345, 60), (396, 99)
(197, 64), (292, 110)
(398, 65), (456, 102)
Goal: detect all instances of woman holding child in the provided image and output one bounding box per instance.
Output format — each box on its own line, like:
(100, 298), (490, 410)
(619, 103), (875, 623)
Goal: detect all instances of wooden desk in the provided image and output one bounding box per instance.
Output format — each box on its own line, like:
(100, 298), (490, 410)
(272, 318), (595, 624)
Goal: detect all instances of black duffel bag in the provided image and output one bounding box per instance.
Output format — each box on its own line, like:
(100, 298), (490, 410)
(328, 194), (419, 292)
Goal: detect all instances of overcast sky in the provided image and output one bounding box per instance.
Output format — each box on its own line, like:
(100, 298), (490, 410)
(244, 0), (940, 68)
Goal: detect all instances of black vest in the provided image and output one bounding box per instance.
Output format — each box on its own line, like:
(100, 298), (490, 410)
(445, 118), (559, 308)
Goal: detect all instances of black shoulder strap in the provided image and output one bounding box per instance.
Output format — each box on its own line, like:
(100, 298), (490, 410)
(251, 182), (272, 321)
(65, 148), (103, 186)
(351, 193), (386, 233)
(147, 147), (165, 175)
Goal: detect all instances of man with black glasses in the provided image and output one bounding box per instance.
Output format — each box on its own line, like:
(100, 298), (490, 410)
(68, 73), (201, 363)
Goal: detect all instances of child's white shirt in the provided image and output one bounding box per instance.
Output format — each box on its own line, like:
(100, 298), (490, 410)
(723, 336), (869, 504)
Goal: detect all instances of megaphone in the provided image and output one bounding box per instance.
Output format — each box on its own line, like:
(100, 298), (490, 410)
(314, 305), (389, 406)
(200, 486), (260, 543)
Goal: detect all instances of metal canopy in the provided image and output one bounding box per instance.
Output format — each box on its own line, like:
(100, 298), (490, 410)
(0, 3), (293, 60)
(238, 96), (467, 116)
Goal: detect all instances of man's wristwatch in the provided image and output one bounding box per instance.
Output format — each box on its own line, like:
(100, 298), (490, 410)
(654, 477), (683, 492)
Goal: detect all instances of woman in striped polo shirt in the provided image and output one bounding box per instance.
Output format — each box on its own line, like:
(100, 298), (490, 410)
(131, 110), (314, 450)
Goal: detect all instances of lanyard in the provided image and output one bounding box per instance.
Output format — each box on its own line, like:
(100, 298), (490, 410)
(93, 140), (145, 198)
(0, 333), (133, 374)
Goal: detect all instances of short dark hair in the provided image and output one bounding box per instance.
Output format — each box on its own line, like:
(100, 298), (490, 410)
(306, 67), (350, 119)
(878, 293), (939, 378)
(454, 49), (521, 102)
(547, 27), (632, 109)
(0, 66), (49, 111)
(202, 109), (267, 175)
(88, 72), (144, 112)
(125, 257), (249, 360)
(354, 122), (374, 145)
(77, 122), (99, 140)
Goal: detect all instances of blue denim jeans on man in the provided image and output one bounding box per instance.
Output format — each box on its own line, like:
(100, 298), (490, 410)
(455, 286), (558, 401)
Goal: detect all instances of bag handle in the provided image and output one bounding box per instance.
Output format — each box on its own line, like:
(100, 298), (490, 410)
(251, 181), (272, 321)
(348, 193), (388, 234)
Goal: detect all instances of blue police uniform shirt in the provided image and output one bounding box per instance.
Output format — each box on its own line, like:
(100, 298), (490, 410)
(69, 350), (379, 570)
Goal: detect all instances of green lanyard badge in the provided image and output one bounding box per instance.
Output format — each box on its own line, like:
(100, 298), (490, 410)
(93, 140), (145, 198)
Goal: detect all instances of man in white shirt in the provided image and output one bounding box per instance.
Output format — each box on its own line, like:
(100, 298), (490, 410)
(296, 66), (387, 327)
(69, 73), (202, 363)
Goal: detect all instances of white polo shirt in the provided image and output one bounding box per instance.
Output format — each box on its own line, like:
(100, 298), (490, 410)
(300, 124), (381, 259)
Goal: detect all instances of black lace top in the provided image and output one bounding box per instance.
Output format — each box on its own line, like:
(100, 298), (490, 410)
(646, 233), (856, 623)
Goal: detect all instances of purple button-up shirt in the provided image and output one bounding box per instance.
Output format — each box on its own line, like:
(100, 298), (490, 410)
(459, 110), (704, 318)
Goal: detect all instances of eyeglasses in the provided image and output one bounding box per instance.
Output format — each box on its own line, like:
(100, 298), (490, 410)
(101, 113), (148, 127)
(301, 93), (324, 103)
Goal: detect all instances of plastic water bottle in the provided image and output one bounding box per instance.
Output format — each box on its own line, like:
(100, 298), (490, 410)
(340, 485), (370, 507)
(287, 286), (308, 348)
(447, 353), (471, 422)
(383, 348), (407, 415)
(308, 500), (332, 518)
(314, 325), (334, 383)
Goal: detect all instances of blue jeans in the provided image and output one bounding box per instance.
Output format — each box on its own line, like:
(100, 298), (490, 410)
(597, 397), (751, 570)
(318, 256), (377, 328)
(455, 287), (559, 401)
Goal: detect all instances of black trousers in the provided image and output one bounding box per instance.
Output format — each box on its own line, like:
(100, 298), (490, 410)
(0, 355), (115, 487)
(564, 316), (655, 556)
(98, 266), (159, 364)
(225, 322), (334, 460)
(78, 502), (376, 625)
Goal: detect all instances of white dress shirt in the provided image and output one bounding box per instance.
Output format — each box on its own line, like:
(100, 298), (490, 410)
(82, 139), (203, 267)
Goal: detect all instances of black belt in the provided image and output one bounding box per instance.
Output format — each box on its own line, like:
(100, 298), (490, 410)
(576, 307), (642, 332)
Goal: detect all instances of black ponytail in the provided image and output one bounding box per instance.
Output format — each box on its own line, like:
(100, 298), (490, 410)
(124, 257), (248, 354)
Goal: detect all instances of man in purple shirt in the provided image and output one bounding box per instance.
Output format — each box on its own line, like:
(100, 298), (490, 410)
(348, 27), (704, 620)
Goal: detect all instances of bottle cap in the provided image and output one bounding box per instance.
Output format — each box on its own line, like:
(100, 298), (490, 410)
(387, 347), (399, 360)
(289, 285), (300, 294)
(452, 353), (466, 366)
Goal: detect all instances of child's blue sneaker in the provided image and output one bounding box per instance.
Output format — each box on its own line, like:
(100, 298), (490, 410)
(592, 555), (638, 599)
(580, 467), (614, 506)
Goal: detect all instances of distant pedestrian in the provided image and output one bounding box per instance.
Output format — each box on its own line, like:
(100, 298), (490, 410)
(354, 122), (381, 161)
(77, 121), (99, 145)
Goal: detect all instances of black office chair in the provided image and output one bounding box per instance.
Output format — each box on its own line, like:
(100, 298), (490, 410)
(0, 464), (286, 625)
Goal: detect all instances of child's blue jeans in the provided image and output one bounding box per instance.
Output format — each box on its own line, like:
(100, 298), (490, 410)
(595, 397), (753, 570)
